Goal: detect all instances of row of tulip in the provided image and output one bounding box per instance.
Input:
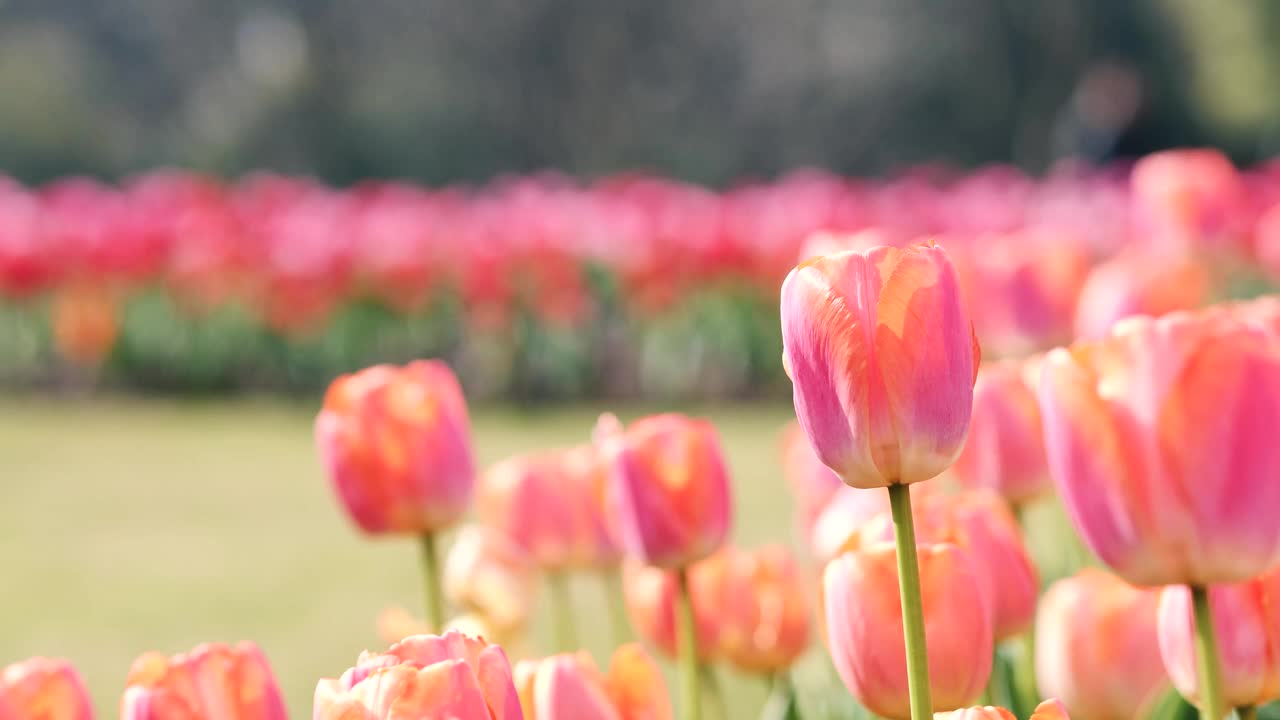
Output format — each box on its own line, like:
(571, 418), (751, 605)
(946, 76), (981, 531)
(5, 147), (1280, 397)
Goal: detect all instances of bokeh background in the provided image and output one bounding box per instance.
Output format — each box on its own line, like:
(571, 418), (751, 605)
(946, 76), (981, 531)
(2, 1), (1279, 716)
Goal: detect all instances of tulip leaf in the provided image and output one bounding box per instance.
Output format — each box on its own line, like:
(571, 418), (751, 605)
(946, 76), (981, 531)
(1146, 687), (1199, 720)
(1258, 701), (1280, 719)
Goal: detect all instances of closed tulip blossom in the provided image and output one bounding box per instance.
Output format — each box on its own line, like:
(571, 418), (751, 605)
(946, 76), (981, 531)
(780, 242), (980, 489)
(716, 545), (811, 674)
(314, 631), (522, 720)
(443, 524), (537, 640)
(951, 358), (1051, 506)
(122, 642), (286, 720)
(1039, 310), (1280, 586)
(1072, 251), (1209, 341)
(780, 422), (844, 549)
(1036, 569), (1168, 720)
(824, 542), (992, 718)
(1157, 566), (1280, 709)
(0, 657), (93, 720)
(514, 644), (672, 720)
(621, 554), (727, 662)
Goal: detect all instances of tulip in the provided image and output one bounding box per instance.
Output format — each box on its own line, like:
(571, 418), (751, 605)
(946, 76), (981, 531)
(514, 644), (672, 720)
(1072, 250), (1209, 340)
(783, 242), (980, 719)
(951, 358), (1051, 507)
(51, 283), (119, 367)
(316, 360), (475, 630)
(1157, 566), (1280, 710)
(621, 554), (726, 662)
(443, 524), (537, 642)
(716, 545), (810, 674)
(122, 642), (286, 720)
(0, 657), (93, 720)
(314, 631), (522, 720)
(1036, 569), (1168, 720)
(780, 422), (843, 549)
(1131, 148), (1248, 255)
(824, 542), (992, 719)
(938, 699), (1069, 720)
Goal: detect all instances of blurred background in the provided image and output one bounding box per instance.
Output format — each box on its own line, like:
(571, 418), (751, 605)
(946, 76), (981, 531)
(3, 1), (1280, 716)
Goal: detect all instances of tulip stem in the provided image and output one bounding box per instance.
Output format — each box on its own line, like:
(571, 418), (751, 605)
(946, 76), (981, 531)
(1237, 707), (1258, 720)
(1191, 584), (1225, 720)
(676, 566), (704, 720)
(601, 568), (632, 647)
(701, 666), (727, 720)
(887, 483), (933, 720)
(419, 532), (446, 633)
(548, 572), (578, 651)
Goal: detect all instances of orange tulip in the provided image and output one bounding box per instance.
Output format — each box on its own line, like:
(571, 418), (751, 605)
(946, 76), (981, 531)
(314, 631), (522, 720)
(780, 242), (980, 488)
(479, 446), (619, 570)
(824, 542), (992, 718)
(443, 524), (538, 639)
(716, 545), (811, 673)
(514, 644), (671, 720)
(780, 422), (843, 548)
(1036, 569), (1168, 720)
(1040, 310), (1280, 585)
(938, 699), (1069, 720)
(1157, 566), (1280, 707)
(51, 283), (119, 366)
(0, 657), (93, 720)
(951, 358), (1051, 506)
(315, 360), (475, 534)
(622, 553), (727, 661)
(121, 642), (286, 720)
(602, 413), (732, 568)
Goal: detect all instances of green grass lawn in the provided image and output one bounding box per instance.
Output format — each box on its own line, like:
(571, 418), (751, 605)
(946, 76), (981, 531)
(0, 396), (807, 716)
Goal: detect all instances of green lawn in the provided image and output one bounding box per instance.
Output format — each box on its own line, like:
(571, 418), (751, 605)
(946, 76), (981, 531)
(0, 396), (807, 716)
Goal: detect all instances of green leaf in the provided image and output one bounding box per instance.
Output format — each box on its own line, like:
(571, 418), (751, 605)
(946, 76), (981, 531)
(1146, 687), (1199, 720)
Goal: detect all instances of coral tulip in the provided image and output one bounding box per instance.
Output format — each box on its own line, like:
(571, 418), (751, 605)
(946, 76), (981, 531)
(938, 699), (1069, 720)
(314, 631), (522, 720)
(1157, 566), (1280, 708)
(315, 360), (475, 535)
(0, 657), (93, 720)
(780, 422), (843, 548)
(1039, 310), (1280, 586)
(951, 358), (1051, 506)
(122, 642), (286, 720)
(51, 283), (119, 366)
(621, 554), (726, 661)
(823, 542), (992, 718)
(1036, 569), (1168, 720)
(1072, 250), (1209, 341)
(479, 446), (619, 570)
(602, 413), (732, 569)
(1131, 148), (1249, 254)
(443, 524), (538, 639)
(780, 242), (980, 488)
(514, 644), (671, 720)
(716, 545), (810, 673)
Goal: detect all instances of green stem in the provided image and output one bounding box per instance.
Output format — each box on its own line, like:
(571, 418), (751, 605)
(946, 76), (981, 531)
(1191, 585), (1225, 720)
(1010, 504), (1040, 711)
(676, 567), (704, 720)
(602, 568), (633, 647)
(1237, 707), (1258, 720)
(548, 572), (578, 651)
(888, 483), (933, 720)
(701, 666), (726, 720)
(419, 532), (446, 632)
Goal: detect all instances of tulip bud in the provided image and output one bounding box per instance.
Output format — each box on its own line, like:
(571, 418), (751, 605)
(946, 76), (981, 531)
(1036, 569), (1168, 720)
(602, 413), (732, 568)
(824, 542), (992, 718)
(1040, 310), (1280, 585)
(716, 545), (811, 673)
(622, 553), (727, 661)
(315, 360), (475, 535)
(780, 242), (980, 488)
(314, 631), (522, 720)
(1157, 566), (1280, 708)
(444, 524), (538, 638)
(0, 657), (93, 720)
(122, 642), (286, 720)
(951, 358), (1051, 506)
(515, 644), (671, 720)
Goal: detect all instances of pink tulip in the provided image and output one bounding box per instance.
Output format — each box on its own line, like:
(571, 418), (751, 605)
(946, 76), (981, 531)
(1131, 148), (1249, 254)
(602, 413), (732, 568)
(939, 701), (1070, 720)
(622, 553), (727, 661)
(716, 545), (811, 673)
(122, 642), (286, 720)
(780, 422), (844, 549)
(951, 358), (1051, 506)
(1039, 309), (1280, 585)
(824, 542), (992, 718)
(514, 644), (671, 720)
(314, 631), (522, 720)
(0, 657), (93, 720)
(1157, 566), (1280, 708)
(1072, 250), (1209, 341)
(443, 524), (538, 638)
(315, 360), (475, 535)
(1036, 569), (1168, 720)
(780, 242), (980, 488)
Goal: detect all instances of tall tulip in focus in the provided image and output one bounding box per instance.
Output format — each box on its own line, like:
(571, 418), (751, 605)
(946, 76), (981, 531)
(782, 242), (980, 719)
(514, 644), (672, 720)
(315, 631), (522, 720)
(1036, 569), (1169, 720)
(824, 542), (992, 719)
(603, 413), (732, 720)
(1157, 566), (1280, 714)
(0, 657), (93, 720)
(1039, 309), (1280, 719)
(122, 642), (287, 720)
(315, 360), (475, 631)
